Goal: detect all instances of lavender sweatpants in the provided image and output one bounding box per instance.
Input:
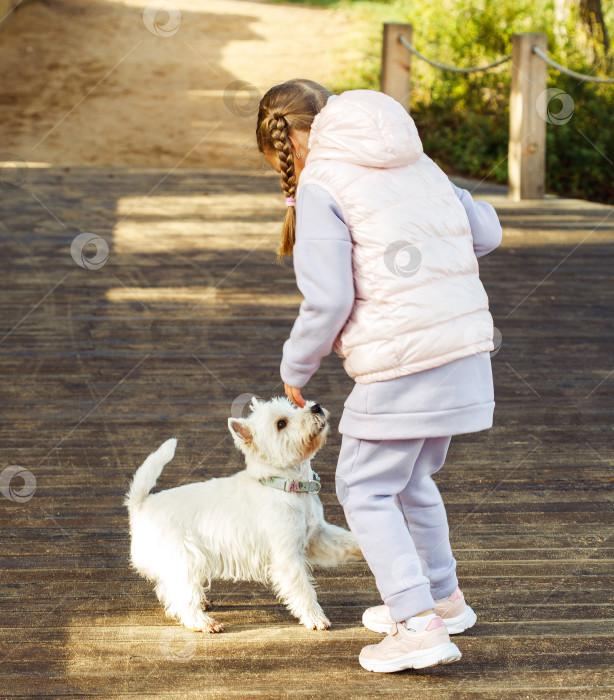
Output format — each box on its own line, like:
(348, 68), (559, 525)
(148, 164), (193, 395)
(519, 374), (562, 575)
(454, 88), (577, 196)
(335, 435), (458, 622)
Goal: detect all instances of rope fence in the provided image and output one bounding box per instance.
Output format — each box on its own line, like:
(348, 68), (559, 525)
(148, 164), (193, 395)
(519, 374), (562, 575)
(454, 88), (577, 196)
(382, 23), (613, 200)
(397, 34), (614, 83)
(531, 45), (614, 84)
(397, 34), (511, 74)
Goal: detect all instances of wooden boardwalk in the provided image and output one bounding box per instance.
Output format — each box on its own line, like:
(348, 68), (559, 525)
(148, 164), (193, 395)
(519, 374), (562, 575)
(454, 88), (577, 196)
(1, 166), (613, 697)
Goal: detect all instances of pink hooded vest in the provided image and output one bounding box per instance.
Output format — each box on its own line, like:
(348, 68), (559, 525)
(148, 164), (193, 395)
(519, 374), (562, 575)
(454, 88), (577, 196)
(297, 90), (494, 384)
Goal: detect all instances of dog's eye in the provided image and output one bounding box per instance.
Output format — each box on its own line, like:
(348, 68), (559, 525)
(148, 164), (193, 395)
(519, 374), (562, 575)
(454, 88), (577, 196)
(276, 419), (287, 430)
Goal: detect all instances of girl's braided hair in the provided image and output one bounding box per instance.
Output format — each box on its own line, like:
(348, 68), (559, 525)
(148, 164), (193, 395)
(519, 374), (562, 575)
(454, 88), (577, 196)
(256, 79), (333, 260)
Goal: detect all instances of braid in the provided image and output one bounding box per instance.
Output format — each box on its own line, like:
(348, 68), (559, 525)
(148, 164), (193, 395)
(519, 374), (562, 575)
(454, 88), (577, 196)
(268, 114), (296, 261)
(255, 79), (333, 261)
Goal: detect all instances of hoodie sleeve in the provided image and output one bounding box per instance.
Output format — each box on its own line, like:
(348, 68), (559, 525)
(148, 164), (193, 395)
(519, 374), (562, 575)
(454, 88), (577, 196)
(450, 182), (503, 258)
(280, 185), (355, 389)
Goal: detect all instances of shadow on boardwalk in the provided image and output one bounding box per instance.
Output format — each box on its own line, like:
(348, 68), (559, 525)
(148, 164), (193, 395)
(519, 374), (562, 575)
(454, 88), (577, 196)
(0, 167), (613, 697)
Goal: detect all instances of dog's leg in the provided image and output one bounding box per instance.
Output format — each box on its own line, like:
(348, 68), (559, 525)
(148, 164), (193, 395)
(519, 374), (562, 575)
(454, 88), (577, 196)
(155, 579), (223, 633)
(268, 551), (331, 631)
(306, 522), (362, 567)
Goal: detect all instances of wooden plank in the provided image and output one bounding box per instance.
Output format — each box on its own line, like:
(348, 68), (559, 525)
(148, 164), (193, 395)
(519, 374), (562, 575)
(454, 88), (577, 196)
(1, 167), (613, 696)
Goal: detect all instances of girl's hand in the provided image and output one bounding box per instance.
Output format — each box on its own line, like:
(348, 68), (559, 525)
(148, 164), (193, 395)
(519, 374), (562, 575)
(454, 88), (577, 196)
(284, 383), (306, 408)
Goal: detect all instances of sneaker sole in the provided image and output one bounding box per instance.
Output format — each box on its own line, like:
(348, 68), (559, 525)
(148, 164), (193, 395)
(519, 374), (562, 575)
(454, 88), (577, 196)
(444, 605), (477, 635)
(359, 642), (461, 673)
(362, 605), (477, 635)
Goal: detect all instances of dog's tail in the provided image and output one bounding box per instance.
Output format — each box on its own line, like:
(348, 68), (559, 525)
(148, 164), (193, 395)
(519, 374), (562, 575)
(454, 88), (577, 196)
(125, 438), (177, 512)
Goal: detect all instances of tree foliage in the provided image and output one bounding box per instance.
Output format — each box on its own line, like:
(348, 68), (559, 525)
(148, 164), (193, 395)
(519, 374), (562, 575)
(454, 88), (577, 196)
(277, 0), (614, 203)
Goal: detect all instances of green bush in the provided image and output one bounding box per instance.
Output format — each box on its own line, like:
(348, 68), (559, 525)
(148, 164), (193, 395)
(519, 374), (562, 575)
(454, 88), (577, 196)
(272, 0), (614, 204)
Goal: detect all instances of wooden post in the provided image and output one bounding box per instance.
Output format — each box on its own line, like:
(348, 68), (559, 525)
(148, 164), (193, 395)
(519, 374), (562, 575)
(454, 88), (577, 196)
(380, 23), (413, 112)
(508, 33), (548, 200)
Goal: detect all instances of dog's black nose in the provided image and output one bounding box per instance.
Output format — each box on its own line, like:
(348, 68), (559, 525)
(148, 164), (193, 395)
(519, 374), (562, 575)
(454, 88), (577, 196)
(310, 403), (324, 415)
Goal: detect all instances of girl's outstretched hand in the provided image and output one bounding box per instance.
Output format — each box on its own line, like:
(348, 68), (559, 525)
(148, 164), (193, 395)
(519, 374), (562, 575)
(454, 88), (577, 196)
(284, 383), (306, 408)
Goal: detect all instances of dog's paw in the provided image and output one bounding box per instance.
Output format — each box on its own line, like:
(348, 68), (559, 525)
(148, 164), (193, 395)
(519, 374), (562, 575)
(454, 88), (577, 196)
(301, 613), (331, 631)
(201, 619), (224, 634)
(184, 615), (224, 633)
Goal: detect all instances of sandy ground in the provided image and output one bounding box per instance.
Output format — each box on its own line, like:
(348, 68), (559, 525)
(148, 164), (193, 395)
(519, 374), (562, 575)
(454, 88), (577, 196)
(0, 0), (360, 169)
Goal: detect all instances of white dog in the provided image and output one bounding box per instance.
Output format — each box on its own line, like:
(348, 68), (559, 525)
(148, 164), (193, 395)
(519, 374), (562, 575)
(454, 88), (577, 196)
(126, 396), (361, 632)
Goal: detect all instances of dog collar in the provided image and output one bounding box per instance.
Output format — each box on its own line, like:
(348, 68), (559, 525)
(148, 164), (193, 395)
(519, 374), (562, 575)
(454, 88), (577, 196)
(259, 472), (321, 494)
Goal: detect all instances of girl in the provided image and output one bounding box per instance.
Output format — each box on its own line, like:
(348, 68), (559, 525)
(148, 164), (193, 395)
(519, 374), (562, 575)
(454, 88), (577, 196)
(256, 79), (502, 673)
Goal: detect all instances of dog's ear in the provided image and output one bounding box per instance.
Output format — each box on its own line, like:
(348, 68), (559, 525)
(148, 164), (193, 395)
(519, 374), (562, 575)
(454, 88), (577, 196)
(228, 418), (252, 444)
(249, 395), (261, 411)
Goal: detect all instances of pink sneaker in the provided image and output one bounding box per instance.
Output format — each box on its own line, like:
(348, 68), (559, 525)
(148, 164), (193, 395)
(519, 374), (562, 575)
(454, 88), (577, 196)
(362, 587), (477, 635)
(359, 615), (461, 673)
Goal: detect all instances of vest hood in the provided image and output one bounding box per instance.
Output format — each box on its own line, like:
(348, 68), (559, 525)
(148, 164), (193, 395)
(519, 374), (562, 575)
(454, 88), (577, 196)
(307, 90), (424, 168)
